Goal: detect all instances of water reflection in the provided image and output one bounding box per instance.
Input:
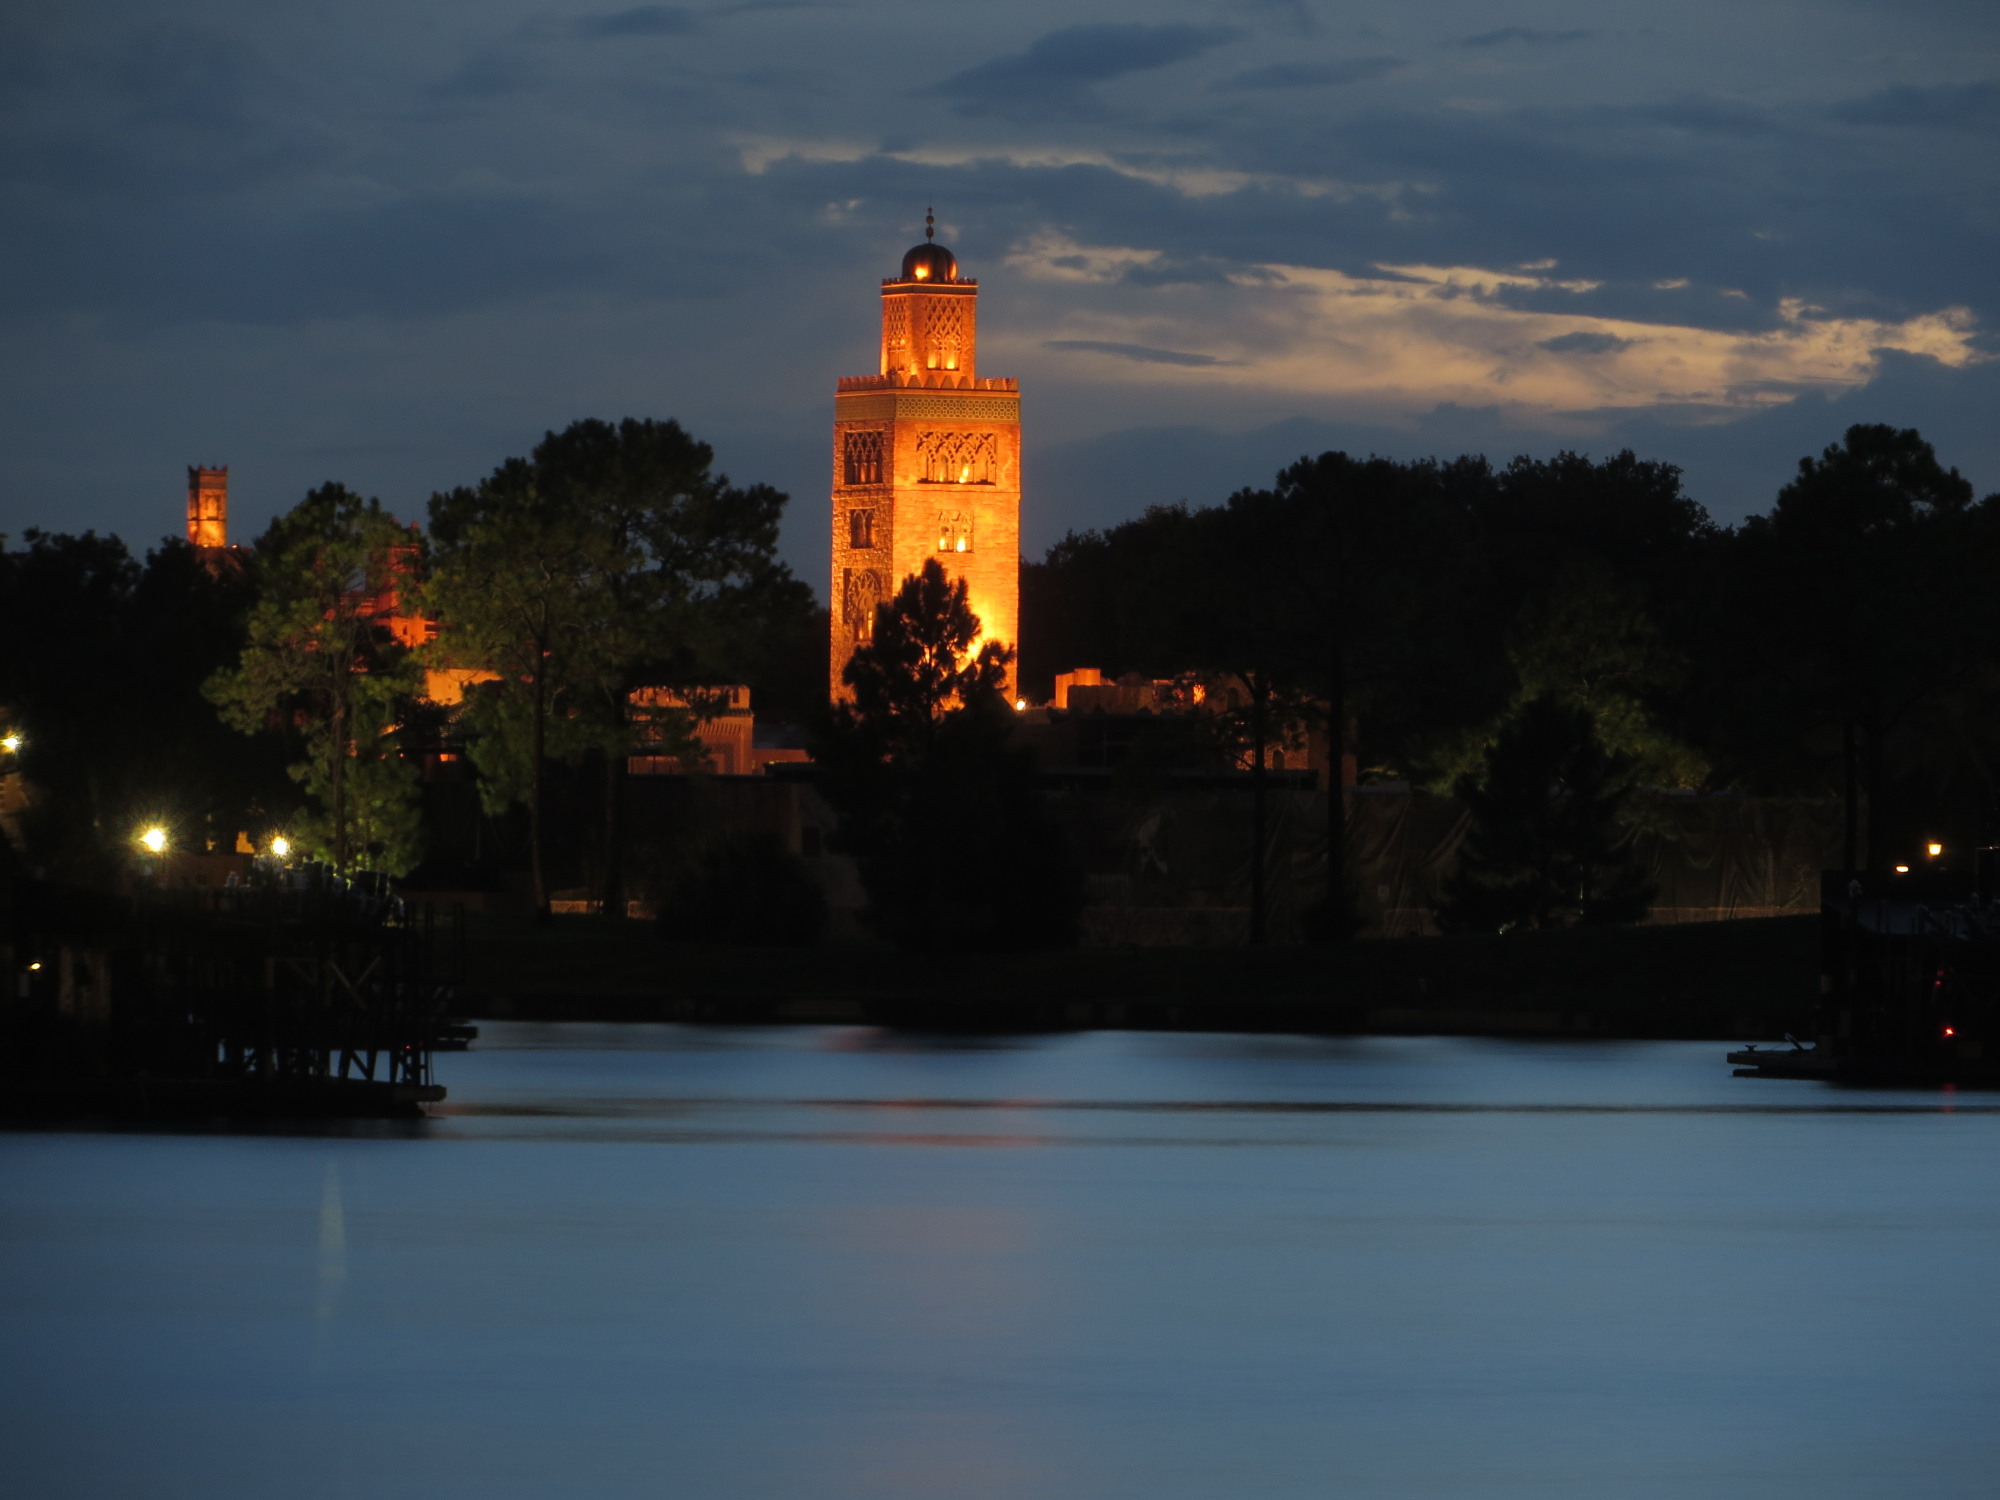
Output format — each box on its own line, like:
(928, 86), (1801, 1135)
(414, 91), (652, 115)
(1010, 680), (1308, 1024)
(5, 1026), (1999, 1500)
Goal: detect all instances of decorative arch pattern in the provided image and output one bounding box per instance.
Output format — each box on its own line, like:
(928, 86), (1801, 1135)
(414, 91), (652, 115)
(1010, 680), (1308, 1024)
(916, 431), (997, 484)
(842, 567), (885, 643)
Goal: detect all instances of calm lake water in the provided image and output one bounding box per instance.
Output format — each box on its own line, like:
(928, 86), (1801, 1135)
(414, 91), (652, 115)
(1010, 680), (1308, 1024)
(6, 1025), (1999, 1499)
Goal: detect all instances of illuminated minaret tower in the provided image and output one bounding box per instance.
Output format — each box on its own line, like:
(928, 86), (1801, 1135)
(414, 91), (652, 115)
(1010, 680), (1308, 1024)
(829, 212), (1021, 698)
(186, 465), (228, 549)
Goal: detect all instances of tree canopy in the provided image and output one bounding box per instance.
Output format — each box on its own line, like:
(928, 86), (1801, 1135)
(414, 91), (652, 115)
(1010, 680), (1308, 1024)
(816, 559), (1079, 951)
(0, 530), (284, 879)
(426, 417), (813, 914)
(206, 484), (425, 877)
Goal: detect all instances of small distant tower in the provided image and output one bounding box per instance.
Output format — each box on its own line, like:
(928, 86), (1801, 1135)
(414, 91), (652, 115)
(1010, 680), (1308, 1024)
(829, 211), (1021, 698)
(187, 466), (228, 549)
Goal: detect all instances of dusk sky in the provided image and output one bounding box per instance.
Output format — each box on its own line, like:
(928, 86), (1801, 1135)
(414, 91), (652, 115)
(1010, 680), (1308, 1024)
(3, 0), (1995, 595)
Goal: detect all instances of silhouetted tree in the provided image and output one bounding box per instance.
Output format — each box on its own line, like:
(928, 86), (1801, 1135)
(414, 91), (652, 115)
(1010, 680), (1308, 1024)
(428, 418), (811, 917)
(655, 829), (826, 946)
(1256, 453), (1449, 937)
(1729, 424), (1999, 869)
(1429, 561), (1708, 795)
(1438, 695), (1655, 933)
(816, 559), (1080, 951)
(207, 486), (425, 877)
(0, 531), (282, 879)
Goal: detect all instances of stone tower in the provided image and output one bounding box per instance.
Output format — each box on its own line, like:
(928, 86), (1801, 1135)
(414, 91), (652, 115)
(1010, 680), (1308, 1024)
(186, 465), (228, 549)
(829, 214), (1020, 699)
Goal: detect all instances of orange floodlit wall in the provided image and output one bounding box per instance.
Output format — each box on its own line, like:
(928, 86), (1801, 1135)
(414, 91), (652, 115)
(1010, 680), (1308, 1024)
(830, 231), (1021, 699)
(187, 466), (228, 549)
(358, 525), (437, 650)
(628, 685), (754, 774)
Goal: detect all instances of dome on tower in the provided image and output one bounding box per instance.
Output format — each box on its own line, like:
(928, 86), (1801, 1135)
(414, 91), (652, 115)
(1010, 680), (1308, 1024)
(900, 208), (958, 281)
(900, 240), (958, 282)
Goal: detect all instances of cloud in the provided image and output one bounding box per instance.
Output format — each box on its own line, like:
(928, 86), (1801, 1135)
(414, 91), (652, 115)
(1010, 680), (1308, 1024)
(1045, 339), (1239, 367)
(1538, 331), (1635, 355)
(115, 25), (260, 131)
(922, 24), (1243, 118)
(1461, 27), (1593, 47)
(1830, 79), (2000, 131)
(575, 6), (698, 37)
(1225, 0), (1318, 35)
(434, 45), (542, 98)
(733, 136), (1399, 201)
(1620, 96), (1779, 136)
(1217, 57), (1405, 90)
(1008, 234), (1987, 419)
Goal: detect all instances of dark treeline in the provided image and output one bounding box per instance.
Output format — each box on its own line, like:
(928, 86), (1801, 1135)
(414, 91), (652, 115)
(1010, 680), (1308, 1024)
(0, 419), (823, 919)
(4, 419), (1996, 947)
(1022, 425), (2000, 894)
(0, 532), (292, 886)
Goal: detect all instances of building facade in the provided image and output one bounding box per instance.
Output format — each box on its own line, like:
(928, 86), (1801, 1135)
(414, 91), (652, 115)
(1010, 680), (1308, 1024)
(187, 466), (228, 549)
(829, 216), (1020, 698)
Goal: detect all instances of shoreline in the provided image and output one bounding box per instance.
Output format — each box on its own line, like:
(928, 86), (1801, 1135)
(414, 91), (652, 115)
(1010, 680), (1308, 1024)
(460, 913), (1819, 1042)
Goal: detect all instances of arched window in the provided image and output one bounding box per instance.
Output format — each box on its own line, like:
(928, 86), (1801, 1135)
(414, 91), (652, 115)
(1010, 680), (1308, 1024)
(915, 431), (996, 484)
(849, 509), (875, 550)
(935, 510), (973, 554)
(842, 567), (884, 643)
(842, 430), (884, 486)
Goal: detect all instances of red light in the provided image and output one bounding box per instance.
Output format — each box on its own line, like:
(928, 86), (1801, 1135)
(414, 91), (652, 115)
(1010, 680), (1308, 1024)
(1944, 1027), (1957, 1038)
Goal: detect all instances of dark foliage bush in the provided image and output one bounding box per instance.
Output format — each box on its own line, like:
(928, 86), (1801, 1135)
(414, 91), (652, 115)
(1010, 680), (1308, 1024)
(655, 829), (826, 946)
(1438, 695), (1656, 933)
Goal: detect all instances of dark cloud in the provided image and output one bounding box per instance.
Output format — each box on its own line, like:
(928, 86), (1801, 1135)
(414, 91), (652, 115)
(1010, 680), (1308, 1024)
(923, 24), (1244, 118)
(0, 0), (1993, 590)
(1119, 254), (1260, 288)
(1461, 27), (1593, 47)
(575, 6), (698, 38)
(433, 44), (543, 98)
(1195, 93), (1988, 317)
(1216, 57), (1404, 90)
(1830, 79), (2000, 130)
(1045, 340), (1239, 367)
(1617, 96), (1780, 137)
(1225, 0), (1318, 34)
(115, 25), (260, 130)
(1538, 331), (1635, 354)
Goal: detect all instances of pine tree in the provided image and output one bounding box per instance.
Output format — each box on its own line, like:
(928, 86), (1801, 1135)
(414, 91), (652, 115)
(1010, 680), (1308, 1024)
(1437, 694), (1655, 933)
(816, 559), (1080, 951)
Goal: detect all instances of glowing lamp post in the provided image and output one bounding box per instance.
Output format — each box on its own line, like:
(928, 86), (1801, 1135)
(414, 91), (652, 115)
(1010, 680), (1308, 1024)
(139, 826), (168, 855)
(269, 836), (291, 859)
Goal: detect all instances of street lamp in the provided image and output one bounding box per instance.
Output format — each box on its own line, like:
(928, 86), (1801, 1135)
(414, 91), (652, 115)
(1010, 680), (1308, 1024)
(269, 836), (291, 859)
(139, 826), (168, 854)
(0, 733), (20, 754)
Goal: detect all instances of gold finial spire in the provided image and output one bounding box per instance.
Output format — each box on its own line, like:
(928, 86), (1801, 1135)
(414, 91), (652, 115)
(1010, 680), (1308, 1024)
(925, 206), (935, 242)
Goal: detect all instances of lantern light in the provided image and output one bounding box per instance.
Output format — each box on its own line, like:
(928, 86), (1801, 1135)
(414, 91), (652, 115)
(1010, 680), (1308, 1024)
(0, 734), (20, 753)
(1894, 864), (1911, 874)
(139, 826), (168, 854)
(1928, 842), (1944, 858)
(269, 836), (291, 858)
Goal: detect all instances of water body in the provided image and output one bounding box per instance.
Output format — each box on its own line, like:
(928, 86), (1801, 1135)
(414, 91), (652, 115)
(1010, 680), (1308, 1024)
(6, 1026), (1998, 1499)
